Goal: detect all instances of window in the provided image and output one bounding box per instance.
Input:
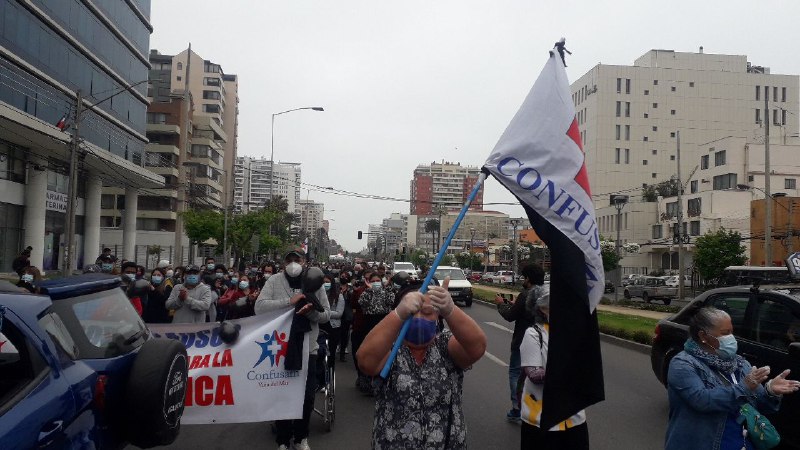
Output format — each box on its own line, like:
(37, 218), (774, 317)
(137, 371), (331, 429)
(666, 202), (678, 218)
(202, 90), (221, 100)
(616, 101), (621, 117)
(0, 319), (48, 407)
(616, 78), (621, 93)
(625, 102), (630, 117)
(783, 109), (787, 125)
(203, 104), (221, 114)
(786, 178), (796, 189)
(624, 149), (630, 164)
(671, 109), (676, 115)
(756, 109), (761, 124)
(690, 180), (698, 193)
(653, 103), (658, 108)
(644, 89), (649, 95)
(701, 155), (709, 170)
(688, 198), (702, 217)
(706, 294), (750, 334)
(773, 86), (778, 102)
(643, 160), (648, 165)
(712, 173), (737, 190)
(773, 109), (779, 125)
(177, 62), (183, 70)
(652, 173), (657, 178)
(714, 150), (726, 166)
(671, 86), (676, 92)
(615, 125), (621, 140)
(644, 113), (649, 118)
(782, 87), (787, 102)
(101, 194), (115, 209)
(146, 112), (167, 124)
(689, 82), (695, 87)
(643, 136), (649, 142)
(652, 126), (658, 132)
(670, 155), (676, 161)
(652, 149), (658, 155)
(754, 297), (800, 350)
(615, 148), (620, 164)
(625, 125), (630, 141)
(670, 132), (676, 138)
(652, 224), (663, 239)
(689, 221), (700, 236)
(756, 85), (761, 101)
(0, 140), (26, 183)
(654, 80), (658, 85)
(625, 79), (631, 94)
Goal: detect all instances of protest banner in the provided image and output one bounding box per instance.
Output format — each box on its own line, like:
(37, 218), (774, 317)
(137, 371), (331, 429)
(148, 308), (309, 424)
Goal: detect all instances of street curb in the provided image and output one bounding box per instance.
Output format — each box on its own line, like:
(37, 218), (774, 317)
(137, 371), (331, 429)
(472, 298), (652, 355)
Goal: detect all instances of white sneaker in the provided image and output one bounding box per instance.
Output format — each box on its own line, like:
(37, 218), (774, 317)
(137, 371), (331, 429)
(293, 438), (311, 450)
(278, 445), (290, 450)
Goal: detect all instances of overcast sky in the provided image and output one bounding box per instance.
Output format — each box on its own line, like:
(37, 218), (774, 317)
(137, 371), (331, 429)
(150, 0), (800, 252)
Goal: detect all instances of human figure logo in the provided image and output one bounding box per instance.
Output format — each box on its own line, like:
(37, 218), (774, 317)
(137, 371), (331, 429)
(253, 330), (288, 368)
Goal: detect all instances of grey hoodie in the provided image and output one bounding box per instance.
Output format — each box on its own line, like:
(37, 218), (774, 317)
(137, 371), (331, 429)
(165, 282), (212, 323)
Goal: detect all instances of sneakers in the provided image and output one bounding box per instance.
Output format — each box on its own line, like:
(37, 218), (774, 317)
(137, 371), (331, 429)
(506, 408), (521, 422)
(293, 438), (311, 450)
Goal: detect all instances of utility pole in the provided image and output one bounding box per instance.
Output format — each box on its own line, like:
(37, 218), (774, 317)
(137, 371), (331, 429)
(764, 94), (773, 266)
(676, 131), (685, 301)
(62, 90), (83, 277)
(610, 194), (629, 302)
(789, 200), (794, 254)
(510, 219), (520, 277)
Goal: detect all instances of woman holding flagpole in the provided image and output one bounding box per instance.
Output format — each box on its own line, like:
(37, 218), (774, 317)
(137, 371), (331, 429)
(357, 278), (486, 449)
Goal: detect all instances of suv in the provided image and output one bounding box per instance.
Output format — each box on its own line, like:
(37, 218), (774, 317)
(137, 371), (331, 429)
(651, 285), (800, 448)
(623, 276), (676, 305)
(492, 271), (516, 285)
(0, 275), (188, 449)
(434, 266), (473, 307)
(392, 262), (419, 280)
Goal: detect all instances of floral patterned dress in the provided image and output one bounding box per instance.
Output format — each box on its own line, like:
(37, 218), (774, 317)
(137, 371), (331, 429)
(372, 330), (467, 449)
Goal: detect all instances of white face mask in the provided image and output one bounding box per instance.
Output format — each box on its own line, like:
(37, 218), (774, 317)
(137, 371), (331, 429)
(166, 270), (174, 277)
(285, 262), (302, 277)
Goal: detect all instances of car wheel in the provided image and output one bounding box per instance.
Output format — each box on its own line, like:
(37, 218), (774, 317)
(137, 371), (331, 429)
(465, 298), (473, 307)
(125, 338), (189, 448)
(663, 298), (672, 306)
(623, 289), (631, 299)
(642, 292), (649, 303)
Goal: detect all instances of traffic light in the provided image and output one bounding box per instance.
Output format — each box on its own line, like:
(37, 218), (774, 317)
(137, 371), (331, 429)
(358, 231), (363, 240)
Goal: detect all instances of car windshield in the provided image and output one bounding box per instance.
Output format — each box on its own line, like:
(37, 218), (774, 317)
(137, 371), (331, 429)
(434, 268), (466, 280)
(394, 263), (415, 272)
(48, 288), (148, 359)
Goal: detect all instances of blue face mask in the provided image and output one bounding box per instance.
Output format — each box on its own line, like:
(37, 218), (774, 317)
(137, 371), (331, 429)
(715, 334), (738, 360)
(185, 274), (200, 285)
(21, 274), (34, 283)
(323, 282), (332, 291)
(101, 263), (113, 272)
(231, 277), (239, 284)
(151, 275), (163, 285)
(238, 281), (249, 290)
(207, 264), (215, 270)
(405, 317), (437, 345)
(215, 273), (225, 279)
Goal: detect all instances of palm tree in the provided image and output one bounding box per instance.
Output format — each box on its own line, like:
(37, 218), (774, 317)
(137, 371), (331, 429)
(425, 219), (440, 253)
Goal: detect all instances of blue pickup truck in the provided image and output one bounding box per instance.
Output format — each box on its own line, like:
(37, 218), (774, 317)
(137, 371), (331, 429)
(0, 274), (188, 449)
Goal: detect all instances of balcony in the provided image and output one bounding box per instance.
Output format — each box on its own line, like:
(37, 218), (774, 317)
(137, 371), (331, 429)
(146, 123), (180, 135)
(147, 166), (179, 178)
(193, 115), (228, 143)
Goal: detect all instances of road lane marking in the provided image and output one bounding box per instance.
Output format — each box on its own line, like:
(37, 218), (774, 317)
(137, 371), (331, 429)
(483, 351), (509, 367)
(484, 321), (513, 334)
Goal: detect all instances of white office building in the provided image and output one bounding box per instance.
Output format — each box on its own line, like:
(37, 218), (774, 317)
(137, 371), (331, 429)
(234, 156), (301, 213)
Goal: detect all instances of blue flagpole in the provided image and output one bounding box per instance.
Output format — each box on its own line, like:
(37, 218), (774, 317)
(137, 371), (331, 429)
(380, 172), (487, 378)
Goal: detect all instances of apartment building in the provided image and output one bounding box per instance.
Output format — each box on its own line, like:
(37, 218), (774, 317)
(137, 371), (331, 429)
(410, 161), (483, 215)
(575, 49), (799, 273)
(296, 199), (324, 237)
(0, 0), (162, 271)
(233, 156), (302, 213)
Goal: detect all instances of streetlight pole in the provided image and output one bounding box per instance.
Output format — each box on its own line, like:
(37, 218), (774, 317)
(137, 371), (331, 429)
(765, 94), (772, 266)
(469, 227), (476, 270)
(676, 130), (685, 301)
(509, 219), (521, 278)
(269, 107), (324, 202)
(611, 194), (629, 302)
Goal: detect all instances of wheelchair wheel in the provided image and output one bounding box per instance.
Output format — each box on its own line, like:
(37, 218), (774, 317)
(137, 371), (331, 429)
(325, 365), (335, 432)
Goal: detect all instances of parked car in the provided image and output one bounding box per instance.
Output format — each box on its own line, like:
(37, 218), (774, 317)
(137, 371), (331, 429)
(623, 276), (677, 305)
(0, 275), (188, 449)
(480, 272), (496, 283)
(392, 262), (419, 280)
(492, 270), (516, 285)
(651, 285), (800, 449)
(621, 274), (642, 287)
(434, 266), (473, 307)
(663, 275), (691, 288)
(467, 272), (483, 282)
(604, 280), (615, 293)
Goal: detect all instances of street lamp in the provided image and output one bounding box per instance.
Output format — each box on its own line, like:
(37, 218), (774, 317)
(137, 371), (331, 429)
(610, 194), (629, 302)
(269, 107), (324, 202)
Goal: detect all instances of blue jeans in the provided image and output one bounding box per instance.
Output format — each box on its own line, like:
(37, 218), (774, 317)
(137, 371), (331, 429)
(509, 348), (521, 408)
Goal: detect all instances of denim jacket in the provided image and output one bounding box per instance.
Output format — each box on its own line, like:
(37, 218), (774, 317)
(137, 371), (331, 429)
(665, 350), (781, 450)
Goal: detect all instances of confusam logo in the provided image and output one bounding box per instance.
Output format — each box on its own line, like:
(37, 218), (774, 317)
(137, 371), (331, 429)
(253, 330), (288, 368)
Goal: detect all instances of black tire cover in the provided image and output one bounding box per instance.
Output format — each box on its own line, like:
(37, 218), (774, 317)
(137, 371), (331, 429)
(125, 338), (188, 448)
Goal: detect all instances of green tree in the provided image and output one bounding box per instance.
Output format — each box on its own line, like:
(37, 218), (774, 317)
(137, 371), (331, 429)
(410, 249), (428, 267)
(693, 228), (747, 281)
(455, 252), (482, 270)
(181, 209), (224, 247)
(440, 254), (454, 266)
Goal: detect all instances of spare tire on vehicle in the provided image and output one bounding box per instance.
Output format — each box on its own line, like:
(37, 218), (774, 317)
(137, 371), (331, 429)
(125, 338), (188, 448)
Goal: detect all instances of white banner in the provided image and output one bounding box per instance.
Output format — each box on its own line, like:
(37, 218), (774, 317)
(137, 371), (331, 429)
(148, 309), (309, 424)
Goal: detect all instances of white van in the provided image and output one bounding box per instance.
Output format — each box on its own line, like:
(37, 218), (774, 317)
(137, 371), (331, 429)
(433, 266), (473, 307)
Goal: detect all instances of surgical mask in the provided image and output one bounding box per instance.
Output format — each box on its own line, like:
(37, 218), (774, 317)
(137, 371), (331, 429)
(151, 276), (163, 285)
(263, 273), (272, 280)
(123, 273), (136, 281)
(231, 277), (239, 284)
(285, 262), (302, 277)
(239, 281), (249, 290)
(166, 270), (174, 277)
(715, 334), (738, 360)
(228, 271), (235, 276)
(406, 317), (437, 345)
(323, 282), (332, 291)
(21, 274), (33, 283)
(101, 263), (113, 272)
(185, 274), (200, 285)
(215, 273), (225, 279)
(207, 264), (215, 270)
(371, 282), (382, 291)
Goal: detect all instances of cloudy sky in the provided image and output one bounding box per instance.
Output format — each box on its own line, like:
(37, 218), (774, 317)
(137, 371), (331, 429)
(150, 0), (800, 252)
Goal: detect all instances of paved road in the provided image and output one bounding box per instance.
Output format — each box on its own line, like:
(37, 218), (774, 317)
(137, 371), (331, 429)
(158, 301), (669, 450)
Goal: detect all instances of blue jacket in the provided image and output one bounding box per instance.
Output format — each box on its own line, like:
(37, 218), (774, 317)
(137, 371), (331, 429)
(665, 350), (781, 450)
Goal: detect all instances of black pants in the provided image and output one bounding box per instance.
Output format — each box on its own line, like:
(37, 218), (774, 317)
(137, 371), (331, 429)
(276, 354), (318, 446)
(520, 421), (588, 450)
(351, 324), (366, 376)
(326, 327), (341, 368)
(339, 319), (351, 356)
(353, 315), (386, 376)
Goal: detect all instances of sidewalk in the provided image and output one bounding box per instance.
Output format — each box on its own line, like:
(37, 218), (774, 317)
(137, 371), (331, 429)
(472, 284), (670, 320)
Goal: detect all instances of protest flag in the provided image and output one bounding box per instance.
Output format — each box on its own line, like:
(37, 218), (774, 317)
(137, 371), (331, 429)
(482, 45), (605, 429)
